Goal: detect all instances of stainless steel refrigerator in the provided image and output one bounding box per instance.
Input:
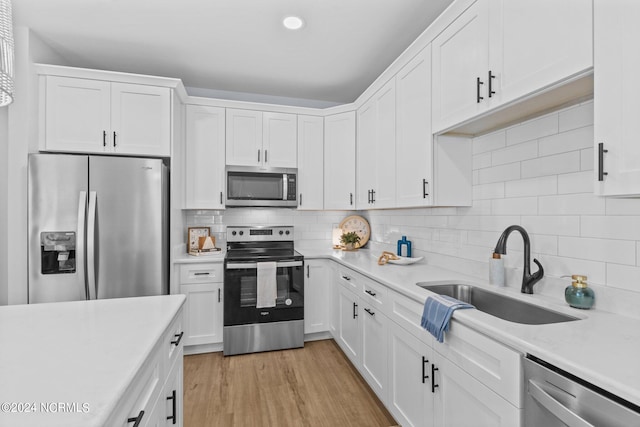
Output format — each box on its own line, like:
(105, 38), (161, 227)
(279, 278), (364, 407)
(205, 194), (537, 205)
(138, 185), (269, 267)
(28, 153), (168, 303)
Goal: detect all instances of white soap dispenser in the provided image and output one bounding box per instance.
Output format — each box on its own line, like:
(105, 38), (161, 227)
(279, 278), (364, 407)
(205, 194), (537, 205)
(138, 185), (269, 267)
(489, 252), (505, 287)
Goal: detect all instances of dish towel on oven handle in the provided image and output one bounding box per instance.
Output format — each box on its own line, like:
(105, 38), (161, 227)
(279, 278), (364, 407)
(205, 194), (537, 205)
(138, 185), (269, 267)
(421, 294), (474, 343)
(256, 261), (277, 308)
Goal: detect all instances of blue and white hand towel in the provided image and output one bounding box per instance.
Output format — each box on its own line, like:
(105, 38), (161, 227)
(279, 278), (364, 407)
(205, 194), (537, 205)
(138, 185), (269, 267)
(421, 294), (474, 343)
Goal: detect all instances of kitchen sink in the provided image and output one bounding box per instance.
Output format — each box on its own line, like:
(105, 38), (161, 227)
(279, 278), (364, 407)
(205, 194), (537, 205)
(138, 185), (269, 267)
(417, 283), (580, 325)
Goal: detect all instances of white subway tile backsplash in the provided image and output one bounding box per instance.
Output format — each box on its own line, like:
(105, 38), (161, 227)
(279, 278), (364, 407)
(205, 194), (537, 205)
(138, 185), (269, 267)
(559, 236), (636, 265)
(505, 114), (558, 145)
(559, 101), (594, 132)
(491, 140), (538, 166)
(505, 175), (557, 198)
(491, 197), (538, 215)
(606, 198), (640, 216)
(538, 126), (593, 157)
(473, 130), (506, 154)
(473, 182), (505, 200)
(477, 163), (521, 184)
(557, 171), (593, 194)
(473, 152), (492, 169)
(521, 151), (581, 178)
(581, 216), (640, 241)
(538, 193), (606, 216)
(541, 255), (606, 285)
(606, 263), (640, 292)
(580, 147), (594, 171)
(521, 216), (581, 237)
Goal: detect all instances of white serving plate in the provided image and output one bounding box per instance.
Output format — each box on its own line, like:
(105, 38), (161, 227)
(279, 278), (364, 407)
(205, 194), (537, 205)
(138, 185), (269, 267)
(388, 256), (424, 265)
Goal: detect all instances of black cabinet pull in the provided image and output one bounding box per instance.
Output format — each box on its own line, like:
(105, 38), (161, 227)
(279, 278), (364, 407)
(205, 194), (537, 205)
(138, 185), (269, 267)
(431, 364), (439, 393)
(353, 302), (358, 319)
(423, 179), (429, 198)
(422, 356), (429, 384)
(113, 131), (117, 147)
(350, 192), (353, 205)
(127, 410), (144, 427)
(367, 189), (371, 204)
(258, 149), (261, 163)
(299, 193), (302, 206)
(598, 142), (608, 181)
(167, 389), (177, 424)
(365, 289), (376, 297)
(307, 265), (310, 278)
(264, 150), (268, 163)
(364, 307), (375, 316)
(103, 130), (107, 147)
(371, 189), (376, 203)
(488, 70), (496, 98)
(194, 272), (210, 276)
(476, 77), (484, 103)
(220, 191), (223, 204)
(341, 275), (351, 281)
(171, 331), (184, 347)
(218, 288), (221, 303)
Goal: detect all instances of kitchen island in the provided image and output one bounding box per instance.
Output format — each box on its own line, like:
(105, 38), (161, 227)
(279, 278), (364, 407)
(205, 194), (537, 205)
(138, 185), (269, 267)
(0, 295), (185, 427)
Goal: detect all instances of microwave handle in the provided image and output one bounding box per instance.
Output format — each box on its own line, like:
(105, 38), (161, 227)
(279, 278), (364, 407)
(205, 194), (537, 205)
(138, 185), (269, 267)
(283, 174), (287, 201)
(226, 260), (303, 270)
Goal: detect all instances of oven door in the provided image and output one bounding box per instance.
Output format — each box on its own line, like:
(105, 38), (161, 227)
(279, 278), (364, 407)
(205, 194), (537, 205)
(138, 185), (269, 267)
(224, 259), (304, 326)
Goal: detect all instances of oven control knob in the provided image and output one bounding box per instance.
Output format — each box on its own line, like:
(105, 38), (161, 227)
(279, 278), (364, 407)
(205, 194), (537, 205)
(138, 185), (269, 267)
(239, 231), (244, 236)
(231, 231), (237, 236)
(279, 230), (284, 235)
(285, 230), (290, 235)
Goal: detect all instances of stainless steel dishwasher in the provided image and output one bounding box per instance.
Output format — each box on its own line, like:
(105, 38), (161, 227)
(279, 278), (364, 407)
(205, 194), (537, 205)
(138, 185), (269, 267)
(524, 355), (640, 427)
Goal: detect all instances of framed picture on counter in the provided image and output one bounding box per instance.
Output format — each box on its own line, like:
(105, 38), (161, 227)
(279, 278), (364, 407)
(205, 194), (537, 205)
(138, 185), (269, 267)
(187, 226), (210, 253)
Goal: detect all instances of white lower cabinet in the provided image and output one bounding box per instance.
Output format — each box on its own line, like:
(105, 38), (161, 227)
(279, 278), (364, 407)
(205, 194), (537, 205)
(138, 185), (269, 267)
(304, 259), (330, 334)
(178, 263), (224, 351)
(331, 264), (522, 427)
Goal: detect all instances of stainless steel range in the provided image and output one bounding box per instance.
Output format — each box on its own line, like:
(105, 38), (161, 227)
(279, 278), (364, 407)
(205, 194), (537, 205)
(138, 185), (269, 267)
(223, 226), (304, 356)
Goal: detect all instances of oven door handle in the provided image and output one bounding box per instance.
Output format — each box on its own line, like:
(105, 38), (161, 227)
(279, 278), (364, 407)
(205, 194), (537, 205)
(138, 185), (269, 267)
(225, 260), (303, 270)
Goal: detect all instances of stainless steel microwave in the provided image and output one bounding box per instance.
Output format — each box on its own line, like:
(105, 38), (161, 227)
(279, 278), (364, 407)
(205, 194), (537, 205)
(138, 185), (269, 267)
(226, 166), (297, 207)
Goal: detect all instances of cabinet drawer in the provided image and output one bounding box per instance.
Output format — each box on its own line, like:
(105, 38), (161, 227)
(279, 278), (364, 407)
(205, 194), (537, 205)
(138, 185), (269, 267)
(388, 289), (432, 345)
(106, 347), (162, 427)
(163, 308), (185, 375)
(336, 268), (362, 294)
(436, 320), (523, 408)
(360, 276), (388, 314)
(179, 263), (223, 284)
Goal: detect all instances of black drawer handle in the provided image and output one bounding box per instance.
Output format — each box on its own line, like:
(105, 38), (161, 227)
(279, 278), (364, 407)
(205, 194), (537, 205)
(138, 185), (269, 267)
(127, 410), (144, 427)
(422, 356), (429, 384)
(171, 331), (184, 347)
(341, 275), (351, 281)
(423, 179), (429, 198)
(353, 302), (358, 319)
(598, 142), (608, 181)
(476, 77), (484, 103)
(488, 70), (496, 98)
(365, 289), (376, 297)
(194, 272), (211, 276)
(113, 131), (117, 147)
(167, 389), (177, 424)
(364, 307), (375, 317)
(103, 130), (107, 147)
(432, 364), (439, 393)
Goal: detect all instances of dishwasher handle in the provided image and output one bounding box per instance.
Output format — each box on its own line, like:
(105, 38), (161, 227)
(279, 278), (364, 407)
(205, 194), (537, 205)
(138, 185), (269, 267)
(528, 379), (596, 427)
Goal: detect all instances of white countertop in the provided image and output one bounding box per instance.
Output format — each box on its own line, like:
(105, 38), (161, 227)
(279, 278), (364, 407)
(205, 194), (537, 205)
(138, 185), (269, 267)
(0, 295), (186, 426)
(298, 246), (640, 407)
(173, 251), (225, 264)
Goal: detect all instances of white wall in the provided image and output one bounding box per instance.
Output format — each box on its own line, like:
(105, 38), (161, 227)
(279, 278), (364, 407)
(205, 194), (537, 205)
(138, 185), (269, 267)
(0, 108), (8, 305)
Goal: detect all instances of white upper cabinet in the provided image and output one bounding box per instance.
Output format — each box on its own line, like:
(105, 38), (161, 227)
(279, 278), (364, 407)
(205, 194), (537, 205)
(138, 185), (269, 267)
(356, 79), (397, 209)
(297, 115), (324, 210)
(432, 0), (593, 133)
(184, 104), (226, 209)
(263, 112), (297, 168)
(225, 109), (263, 167)
(226, 109), (297, 169)
(43, 76), (171, 156)
(594, 0), (640, 196)
(396, 46), (434, 207)
(324, 112), (356, 210)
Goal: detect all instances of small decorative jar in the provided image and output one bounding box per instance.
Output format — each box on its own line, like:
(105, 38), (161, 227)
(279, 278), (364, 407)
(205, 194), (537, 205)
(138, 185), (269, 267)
(565, 275), (595, 309)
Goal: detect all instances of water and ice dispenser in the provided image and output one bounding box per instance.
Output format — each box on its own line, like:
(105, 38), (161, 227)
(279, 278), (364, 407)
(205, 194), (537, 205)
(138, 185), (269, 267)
(40, 231), (76, 274)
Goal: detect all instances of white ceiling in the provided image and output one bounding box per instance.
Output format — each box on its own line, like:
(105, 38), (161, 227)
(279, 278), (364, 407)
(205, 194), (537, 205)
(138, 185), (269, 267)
(13, 0), (453, 106)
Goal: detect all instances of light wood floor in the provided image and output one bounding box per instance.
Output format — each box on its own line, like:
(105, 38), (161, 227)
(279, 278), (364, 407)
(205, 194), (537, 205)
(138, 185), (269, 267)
(183, 339), (398, 427)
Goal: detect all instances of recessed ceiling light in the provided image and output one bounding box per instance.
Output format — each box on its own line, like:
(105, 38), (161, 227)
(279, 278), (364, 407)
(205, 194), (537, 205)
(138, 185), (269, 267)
(283, 16), (304, 30)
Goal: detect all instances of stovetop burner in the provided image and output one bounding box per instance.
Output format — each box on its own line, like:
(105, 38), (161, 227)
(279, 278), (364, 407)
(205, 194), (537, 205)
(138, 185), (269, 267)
(225, 226), (301, 262)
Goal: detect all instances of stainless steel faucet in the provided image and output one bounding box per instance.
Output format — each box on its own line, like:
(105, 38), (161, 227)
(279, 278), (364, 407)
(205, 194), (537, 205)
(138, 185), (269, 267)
(494, 225), (544, 294)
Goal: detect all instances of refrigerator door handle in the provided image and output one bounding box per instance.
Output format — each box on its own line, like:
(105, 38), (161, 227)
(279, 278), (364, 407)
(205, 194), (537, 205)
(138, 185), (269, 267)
(77, 191), (88, 300)
(87, 191), (98, 300)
